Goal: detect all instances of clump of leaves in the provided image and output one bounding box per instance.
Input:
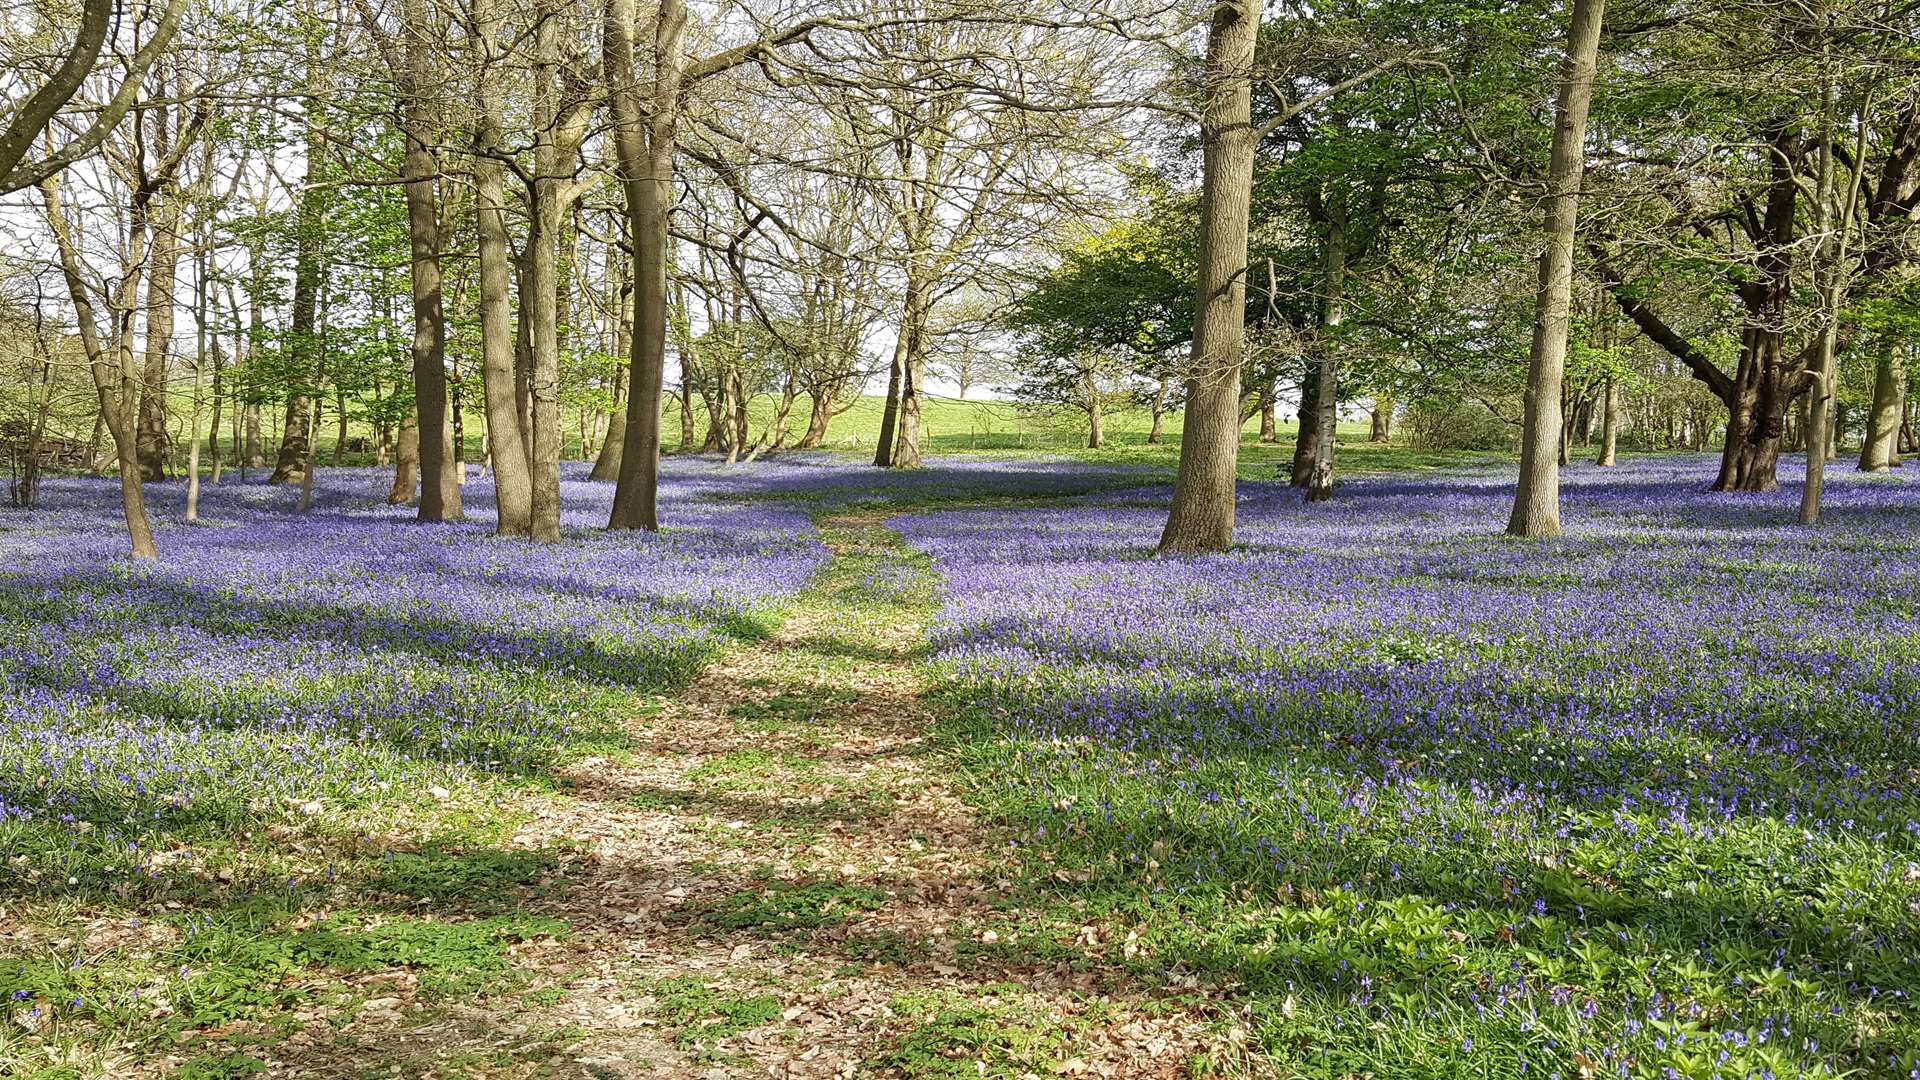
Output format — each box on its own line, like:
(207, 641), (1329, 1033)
(649, 976), (782, 1058)
(700, 880), (886, 932)
(173, 1052), (266, 1080)
(876, 988), (1070, 1079)
(370, 847), (555, 906)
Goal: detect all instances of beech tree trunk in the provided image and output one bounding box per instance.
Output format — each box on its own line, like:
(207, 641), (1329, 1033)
(269, 172), (323, 484)
(1508, 0), (1605, 538)
(1800, 75), (1849, 524)
(138, 199), (180, 481)
(874, 328), (907, 467)
(892, 284), (929, 468)
(39, 175), (159, 559)
(1159, 0), (1259, 552)
(471, 0), (534, 534)
(1305, 211), (1345, 502)
(388, 414), (419, 503)
(1370, 395), (1392, 442)
(1290, 360), (1318, 486)
(1596, 378), (1618, 466)
(1859, 355), (1904, 471)
(400, 0), (460, 522)
(1148, 376), (1167, 444)
(607, 0), (680, 531)
(590, 269), (631, 478)
(799, 390), (833, 448)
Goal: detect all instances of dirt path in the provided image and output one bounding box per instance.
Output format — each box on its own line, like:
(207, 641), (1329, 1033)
(499, 513), (1211, 1079)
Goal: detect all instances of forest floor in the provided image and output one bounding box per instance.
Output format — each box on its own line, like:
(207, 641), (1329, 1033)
(6, 453), (1918, 1080)
(0, 464), (1229, 1080)
(439, 510), (1218, 1079)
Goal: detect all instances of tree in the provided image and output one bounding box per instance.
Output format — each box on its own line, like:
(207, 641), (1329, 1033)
(1506, 0), (1605, 537)
(1157, 0), (1260, 552)
(0, 0), (187, 194)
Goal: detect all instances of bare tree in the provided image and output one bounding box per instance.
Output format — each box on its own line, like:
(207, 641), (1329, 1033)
(0, 0), (187, 193)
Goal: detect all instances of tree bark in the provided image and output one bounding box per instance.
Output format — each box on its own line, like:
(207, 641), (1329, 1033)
(1508, 0), (1605, 537)
(39, 175), (158, 558)
(1305, 210), (1345, 502)
(1087, 377), (1105, 449)
(1596, 378), (1618, 466)
(400, 0), (460, 522)
(799, 389), (834, 448)
(1859, 355), (1904, 472)
(1148, 376), (1167, 444)
(524, 4), (587, 542)
(388, 414), (419, 503)
(1801, 67), (1849, 524)
(1369, 395), (1393, 442)
(269, 178), (323, 484)
(137, 196), (180, 481)
(607, 0), (680, 531)
(890, 281), (930, 468)
(874, 328), (907, 466)
(589, 270), (631, 478)
(1290, 359), (1318, 486)
(471, 0), (534, 533)
(1159, 0), (1259, 552)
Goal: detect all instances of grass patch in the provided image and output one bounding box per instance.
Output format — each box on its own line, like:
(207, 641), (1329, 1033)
(648, 975), (783, 1059)
(699, 880), (888, 932)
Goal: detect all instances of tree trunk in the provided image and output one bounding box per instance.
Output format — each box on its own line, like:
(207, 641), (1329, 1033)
(892, 287), (929, 468)
(242, 402), (263, 467)
(1305, 211), (1345, 502)
(1159, 0), (1258, 552)
(137, 201), (180, 481)
(1087, 390), (1104, 449)
(1258, 389), (1276, 442)
(1801, 78), (1850, 524)
(524, 5), (585, 542)
(798, 389), (833, 448)
(1508, 0), (1605, 538)
(590, 385), (627, 478)
(39, 175), (159, 558)
(389, 414), (419, 503)
(1369, 394), (1392, 442)
(1596, 378), (1618, 466)
(269, 174), (323, 484)
(1859, 354), (1904, 471)
(874, 327), (907, 467)
(607, 0), (679, 531)
(589, 271), (631, 478)
(1148, 376), (1167, 444)
(1290, 359), (1318, 486)
(394, 0), (460, 521)
(471, 3), (534, 533)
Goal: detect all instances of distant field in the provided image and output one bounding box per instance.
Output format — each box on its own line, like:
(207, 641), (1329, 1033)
(715, 394), (1457, 481)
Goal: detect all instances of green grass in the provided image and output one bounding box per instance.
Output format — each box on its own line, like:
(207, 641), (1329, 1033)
(646, 975), (783, 1060)
(178, 390), (1480, 485)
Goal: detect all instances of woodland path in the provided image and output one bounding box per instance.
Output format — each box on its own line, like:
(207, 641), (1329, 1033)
(438, 512), (1213, 1079)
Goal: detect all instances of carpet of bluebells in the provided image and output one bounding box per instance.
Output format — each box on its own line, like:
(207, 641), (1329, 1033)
(7, 450), (1920, 1078)
(899, 457), (1920, 1080)
(0, 463), (826, 865)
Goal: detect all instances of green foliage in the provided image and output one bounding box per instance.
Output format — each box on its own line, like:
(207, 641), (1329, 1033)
(648, 976), (783, 1054)
(174, 1052), (267, 1080)
(370, 848), (555, 906)
(875, 988), (1071, 1079)
(699, 880), (887, 932)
